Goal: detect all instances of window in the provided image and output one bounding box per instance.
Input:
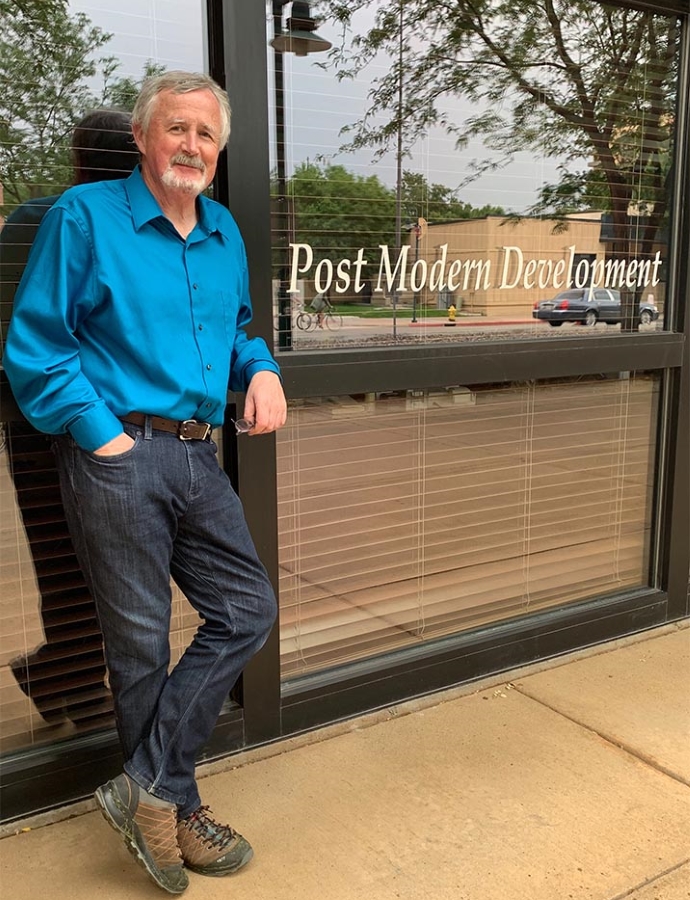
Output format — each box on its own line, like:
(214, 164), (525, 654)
(269, 3), (681, 351)
(277, 374), (660, 678)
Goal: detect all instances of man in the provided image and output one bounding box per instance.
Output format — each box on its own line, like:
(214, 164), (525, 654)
(309, 288), (328, 328)
(4, 72), (286, 895)
(1, 109), (138, 729)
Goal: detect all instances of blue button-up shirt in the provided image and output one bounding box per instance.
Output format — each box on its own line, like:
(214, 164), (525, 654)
(3, 167), (280, 451)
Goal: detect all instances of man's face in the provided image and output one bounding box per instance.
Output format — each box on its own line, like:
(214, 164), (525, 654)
(134, 89), (222, 197)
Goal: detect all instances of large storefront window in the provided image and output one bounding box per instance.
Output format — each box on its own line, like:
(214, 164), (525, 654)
(0, 0), (206, 755)
(0, 0), (686, 822)
(277, 373), (660, 678)
(270, 3), (680, 351)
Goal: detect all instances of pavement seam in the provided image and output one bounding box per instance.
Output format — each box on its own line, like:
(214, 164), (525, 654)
(3, 624), (685, 838)
(513, 685), (690, 789)
(604, 858), (690, 900)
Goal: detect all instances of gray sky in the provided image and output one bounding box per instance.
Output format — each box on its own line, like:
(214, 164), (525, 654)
(70, 0), (206, 73)
(69, 0), (563, 212)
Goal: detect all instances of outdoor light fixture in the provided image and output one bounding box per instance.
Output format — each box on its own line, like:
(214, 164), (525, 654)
(270, 1), (332, 56)
(272, 1), (332, 350)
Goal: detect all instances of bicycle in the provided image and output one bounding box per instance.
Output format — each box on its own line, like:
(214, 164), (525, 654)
(318, 300), (343, 331)
(273, 307), (317, 332)
(296, 310), (316, 331)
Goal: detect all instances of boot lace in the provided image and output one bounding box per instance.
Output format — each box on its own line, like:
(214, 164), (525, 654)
(182, 806), (237, 850)
(135, 803), (183, 868)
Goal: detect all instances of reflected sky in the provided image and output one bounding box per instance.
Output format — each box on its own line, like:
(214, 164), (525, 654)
(68, 0), (564, 211)
(70, 0), (206, 73)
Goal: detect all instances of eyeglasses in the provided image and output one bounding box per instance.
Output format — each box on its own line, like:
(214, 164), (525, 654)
(232, 417), (255, 435)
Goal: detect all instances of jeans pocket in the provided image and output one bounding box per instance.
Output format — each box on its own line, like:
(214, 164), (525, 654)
(85, 431), (141, 463)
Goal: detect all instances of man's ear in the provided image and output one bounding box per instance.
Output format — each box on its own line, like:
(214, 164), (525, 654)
(132, 123), (146, 156)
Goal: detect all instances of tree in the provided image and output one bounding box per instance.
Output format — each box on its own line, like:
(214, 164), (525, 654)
(0, 1), (161, 213)
(285, 163), (503, 285)
(401, 171), (504, 223)
(318, 0), (679, 324)
(0, 0), (117, 209)
(287, 161), (398, 264)
(104, 61), (167, 111)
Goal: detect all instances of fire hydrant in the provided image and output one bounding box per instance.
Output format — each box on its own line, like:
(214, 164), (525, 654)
(445, 304), (457, 326)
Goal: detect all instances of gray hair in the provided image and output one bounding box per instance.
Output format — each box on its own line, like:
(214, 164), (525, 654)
(132, 71), (231, 148)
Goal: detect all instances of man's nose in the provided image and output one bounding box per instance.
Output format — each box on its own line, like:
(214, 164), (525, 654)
(181, 132), (200, 154)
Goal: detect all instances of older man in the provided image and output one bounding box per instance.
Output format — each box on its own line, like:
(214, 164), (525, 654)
(4, 72), (286, 895)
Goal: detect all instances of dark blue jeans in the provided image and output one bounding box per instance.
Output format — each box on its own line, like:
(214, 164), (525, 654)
(53, 420), (277, 817)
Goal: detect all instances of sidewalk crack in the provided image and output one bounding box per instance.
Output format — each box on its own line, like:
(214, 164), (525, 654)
(605, 858), (690, 900)
(513, 686), (690, 789)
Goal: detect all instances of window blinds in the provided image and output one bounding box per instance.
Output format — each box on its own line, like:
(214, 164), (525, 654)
(277, 375), (658, 678)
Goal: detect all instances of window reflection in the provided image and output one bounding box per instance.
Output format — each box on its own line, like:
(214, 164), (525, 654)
(271, 2), (679, 349)
(0, 0), (206, 754)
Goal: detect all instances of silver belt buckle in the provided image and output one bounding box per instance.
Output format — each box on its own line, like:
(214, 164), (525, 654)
(179, 419), (211, 441)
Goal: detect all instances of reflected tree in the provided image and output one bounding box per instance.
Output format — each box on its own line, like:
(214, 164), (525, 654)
(0, 0), (161, 212)
(318, 0), (679, 327)
(285, 162), (505, 294)
(288, 161), (397, 266)
(401, 171), (504, 223)
(104, 61), (167, 111)
(0, 0), (114, 208)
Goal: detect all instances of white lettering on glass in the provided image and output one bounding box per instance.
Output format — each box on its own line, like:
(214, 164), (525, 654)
(287, 244), (664, 294)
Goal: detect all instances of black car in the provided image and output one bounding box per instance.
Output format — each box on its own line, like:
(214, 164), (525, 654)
(532, 288), (659, 327)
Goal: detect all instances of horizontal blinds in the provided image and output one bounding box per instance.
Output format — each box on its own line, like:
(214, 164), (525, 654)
(0, 424), (201, 755)
(0, 426), (111, 750)
(0, 2), (206, 758)
(277, 375), (658, 678)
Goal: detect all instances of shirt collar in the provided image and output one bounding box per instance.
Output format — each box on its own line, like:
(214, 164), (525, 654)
(125, 166), (233, 239)
(125, 166), (164, 231)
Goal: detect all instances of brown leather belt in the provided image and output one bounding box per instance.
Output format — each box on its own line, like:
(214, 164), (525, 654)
(120, 413), (213, 441)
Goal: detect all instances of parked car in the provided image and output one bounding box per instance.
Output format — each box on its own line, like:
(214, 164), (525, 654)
(532, 288), (659, 327)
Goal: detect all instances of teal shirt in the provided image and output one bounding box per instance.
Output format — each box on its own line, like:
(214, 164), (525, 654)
(3, 168), (279, 450)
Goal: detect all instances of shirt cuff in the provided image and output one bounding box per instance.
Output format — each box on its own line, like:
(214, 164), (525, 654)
(68, 406), (124, 451)
(243, 359), (282, 388)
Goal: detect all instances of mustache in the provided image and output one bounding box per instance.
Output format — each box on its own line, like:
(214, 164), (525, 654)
(169, 153), (206, 172)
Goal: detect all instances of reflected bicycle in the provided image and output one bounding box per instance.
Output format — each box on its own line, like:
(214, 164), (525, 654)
(316, 301), (343, 331)
(274, 303), (343, 332)
(273, 309), (317, 332)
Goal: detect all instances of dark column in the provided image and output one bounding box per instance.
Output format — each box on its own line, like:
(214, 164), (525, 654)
(210, 0), (282, 742)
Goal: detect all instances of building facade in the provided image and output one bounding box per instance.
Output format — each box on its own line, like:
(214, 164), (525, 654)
(0, 0), (688, 821)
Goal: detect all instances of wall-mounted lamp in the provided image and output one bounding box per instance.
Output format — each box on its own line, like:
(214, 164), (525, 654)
(271, 1), (332, 56)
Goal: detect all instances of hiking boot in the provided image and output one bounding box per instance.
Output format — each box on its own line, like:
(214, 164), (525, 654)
(94, 773), (188, 894)
(177, 806), (253, 877)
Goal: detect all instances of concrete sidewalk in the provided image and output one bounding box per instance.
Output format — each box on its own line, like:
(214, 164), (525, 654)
(1, 623), (688, 900)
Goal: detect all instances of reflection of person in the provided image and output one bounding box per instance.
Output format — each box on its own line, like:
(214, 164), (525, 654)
(1, 109), (138, 729)
(4, 71), (286, 895)
(310, 289), (329, 327)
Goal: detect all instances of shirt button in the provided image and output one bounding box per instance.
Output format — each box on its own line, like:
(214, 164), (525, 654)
(198, 324), (204, 330)
(206, 402), (212, 408)
(193, 283), (198, 290)
(206, 364), (212, 370)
